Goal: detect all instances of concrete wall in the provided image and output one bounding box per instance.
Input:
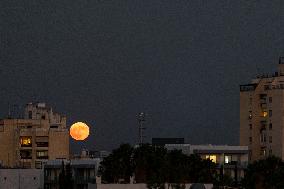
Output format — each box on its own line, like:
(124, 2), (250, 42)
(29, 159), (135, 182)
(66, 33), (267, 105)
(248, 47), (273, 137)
(89, 183), (213, 189)
(0, 169), (43, 189)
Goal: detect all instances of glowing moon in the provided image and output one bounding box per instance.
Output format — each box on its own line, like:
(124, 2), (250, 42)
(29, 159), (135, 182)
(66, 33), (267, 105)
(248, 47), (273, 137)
(70, 122), (90, 140)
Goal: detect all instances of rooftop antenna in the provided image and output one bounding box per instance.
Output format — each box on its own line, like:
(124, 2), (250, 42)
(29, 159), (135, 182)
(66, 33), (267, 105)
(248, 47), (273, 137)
(137, 112), (146, 145)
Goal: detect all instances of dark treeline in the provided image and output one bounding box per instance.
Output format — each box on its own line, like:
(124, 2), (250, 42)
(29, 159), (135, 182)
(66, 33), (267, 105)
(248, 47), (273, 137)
(99, 144), (219, 189)
(99, 144), (284, 189)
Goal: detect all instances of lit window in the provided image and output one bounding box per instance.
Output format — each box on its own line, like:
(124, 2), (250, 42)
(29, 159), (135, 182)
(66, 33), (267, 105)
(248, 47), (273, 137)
(263, 111), (268, 117)
(36, 150), (48, 159)
(225, 155), (232, 164)
(20, 136), (32, 147)
(205, 155), (217, 163)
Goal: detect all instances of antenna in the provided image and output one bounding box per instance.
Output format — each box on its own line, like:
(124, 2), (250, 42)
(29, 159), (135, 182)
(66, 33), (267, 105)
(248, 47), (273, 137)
(137, 112), (146, 145)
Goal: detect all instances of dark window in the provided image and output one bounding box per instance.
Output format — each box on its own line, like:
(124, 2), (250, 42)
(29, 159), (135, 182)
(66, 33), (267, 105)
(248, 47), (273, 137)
(36, 137), (48, 147)
(269, 136), (272, 143)
(269, 97), (272, 103)
(28, 111), (32, 119)
(50, 125), (58, 129)
(20, 150), (32, 159)
(249, 137), (252, 144)
(269, 123), (272, 130)
(41, 115), (46, 120)
(269, 110), (272, 117)
(249, 124), (252, 130)
(27, 125), (32, 128)
(249, 111), (252, 119)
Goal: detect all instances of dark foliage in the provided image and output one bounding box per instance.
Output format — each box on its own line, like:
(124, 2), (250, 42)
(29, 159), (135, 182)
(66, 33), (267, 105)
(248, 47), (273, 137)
(99, 143), (217, 188)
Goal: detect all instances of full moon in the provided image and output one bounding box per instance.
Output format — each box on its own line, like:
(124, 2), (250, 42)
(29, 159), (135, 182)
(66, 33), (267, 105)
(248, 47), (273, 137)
(70, 122), (90, 141)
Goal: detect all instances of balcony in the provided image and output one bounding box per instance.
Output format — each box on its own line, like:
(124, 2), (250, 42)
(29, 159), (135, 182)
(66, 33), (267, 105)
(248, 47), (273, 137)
(74, 176), (96, 184)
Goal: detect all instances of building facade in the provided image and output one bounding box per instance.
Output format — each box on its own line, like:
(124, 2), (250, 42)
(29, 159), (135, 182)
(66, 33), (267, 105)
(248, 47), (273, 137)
(165, 144), (248, 180)
(240, 60), (284, 161)
(0, 169), (44, 189)
(44, 159), (100, 189)
(0, 103), (69, 168)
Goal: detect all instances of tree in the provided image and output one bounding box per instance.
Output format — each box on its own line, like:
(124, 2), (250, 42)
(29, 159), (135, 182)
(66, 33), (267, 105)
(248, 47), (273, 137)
(59, 161), (74, 189)
(99, 144), (134, 183)
(242, 156), (284, 189)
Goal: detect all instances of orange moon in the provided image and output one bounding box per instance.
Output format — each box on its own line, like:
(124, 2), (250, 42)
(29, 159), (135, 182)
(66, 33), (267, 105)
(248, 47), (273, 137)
(70, 122), (90, 140)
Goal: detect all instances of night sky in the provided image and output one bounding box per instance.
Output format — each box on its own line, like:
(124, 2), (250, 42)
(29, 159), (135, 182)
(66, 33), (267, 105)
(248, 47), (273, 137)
(1, 1), (284, 153)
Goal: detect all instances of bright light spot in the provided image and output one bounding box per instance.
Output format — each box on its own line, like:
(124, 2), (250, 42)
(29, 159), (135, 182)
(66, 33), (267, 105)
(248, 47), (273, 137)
(70, 122), (90, 141)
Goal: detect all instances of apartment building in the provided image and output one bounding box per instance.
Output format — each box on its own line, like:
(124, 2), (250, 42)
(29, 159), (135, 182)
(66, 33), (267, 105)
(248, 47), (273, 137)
(0, 103), (69, 168)
(240, 59), (284, 161)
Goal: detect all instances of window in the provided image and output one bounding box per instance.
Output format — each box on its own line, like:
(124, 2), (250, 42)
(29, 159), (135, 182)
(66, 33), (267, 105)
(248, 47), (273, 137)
(249, 124), (252, 130)
(261, 149), (266, 156)
(269, 97), (272, 103)
(269, 123), (272, 130)
(205, 155), (217, 163)
(249, 111), (252, 119)
(260, 133), (266, 143)
(36, 150), (48, 159)
(36, 137), (48, 147)
(224, 155), (232, 164)
(269, 110), (272, 117)
(249, 137), (252, 144)
(262, 111), (268, 117)
(20, 150), (32, 159)
(269, 149), (272, 156)
(50, 125), (58, 129)
(0, 124), (3, 132)
(28, 111), (32, 119)
(20, 136), (32, 147)
(269, 136), (272, 143)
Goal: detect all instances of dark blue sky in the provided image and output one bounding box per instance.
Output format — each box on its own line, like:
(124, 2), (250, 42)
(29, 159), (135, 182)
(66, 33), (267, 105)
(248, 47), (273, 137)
(1, 0), (284, 153)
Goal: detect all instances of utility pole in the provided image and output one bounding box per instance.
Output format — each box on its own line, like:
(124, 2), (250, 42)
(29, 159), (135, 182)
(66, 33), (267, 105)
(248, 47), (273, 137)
(137, 112), (146, 145)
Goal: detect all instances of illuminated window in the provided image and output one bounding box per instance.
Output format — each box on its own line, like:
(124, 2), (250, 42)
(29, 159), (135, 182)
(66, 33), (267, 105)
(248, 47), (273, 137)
(36, 150), (48, 159)
(263, 111), (268, 117)
(225, 155), (232, 164)
(205, 155), (217, 163)
(20, 136), (32, 147)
